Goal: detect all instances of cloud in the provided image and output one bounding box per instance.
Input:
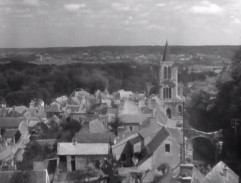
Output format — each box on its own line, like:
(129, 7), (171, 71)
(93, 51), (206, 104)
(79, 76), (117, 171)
(190, 1), (223, 15)
(156, 3), (165, 7)
(147, 24), (164, 30)
(230, 16), (241, 24)
(112, 2), (130, 11)
(22, 0), (47, 7)
(64, 3), (86, 12)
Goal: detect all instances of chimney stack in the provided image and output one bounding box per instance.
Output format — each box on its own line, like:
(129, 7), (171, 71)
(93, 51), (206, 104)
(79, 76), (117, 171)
(178, 163), (194, 183)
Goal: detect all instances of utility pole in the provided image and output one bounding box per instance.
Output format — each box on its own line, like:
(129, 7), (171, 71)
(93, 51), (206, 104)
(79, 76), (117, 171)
(231, 119), (240, 156)
(182, 101), (185, 162)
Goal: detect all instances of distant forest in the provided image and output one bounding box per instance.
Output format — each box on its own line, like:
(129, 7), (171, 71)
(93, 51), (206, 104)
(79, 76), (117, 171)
(0, 45), (239, 58)
(0, 62), (157, 106)
(0, 61), (212, 106)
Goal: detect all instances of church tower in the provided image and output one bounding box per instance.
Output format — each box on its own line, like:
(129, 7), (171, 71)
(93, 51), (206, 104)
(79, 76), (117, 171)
(159, 41), (184, 125)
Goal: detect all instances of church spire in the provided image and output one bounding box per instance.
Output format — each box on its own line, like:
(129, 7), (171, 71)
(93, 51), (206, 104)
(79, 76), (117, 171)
(162, 41), (170, 61)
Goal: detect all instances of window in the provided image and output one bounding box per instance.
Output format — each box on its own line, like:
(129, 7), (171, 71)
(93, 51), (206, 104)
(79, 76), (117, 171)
(164, 66), (171, 79)
(168, 66), (171, 79)
(164, 66), (168, 79)
(165, 144), (170, 152)
(178, 105), (183, 115)
(166, 108), (172, 119)
(130, 126), (133, 132)
(163, 87), (172, 99)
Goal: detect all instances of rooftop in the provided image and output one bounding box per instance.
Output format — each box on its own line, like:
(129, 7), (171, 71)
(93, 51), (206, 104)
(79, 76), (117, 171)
(57, 142), (110, 155)
(0, 170), (50, 183)
(0, 117), (26, 129)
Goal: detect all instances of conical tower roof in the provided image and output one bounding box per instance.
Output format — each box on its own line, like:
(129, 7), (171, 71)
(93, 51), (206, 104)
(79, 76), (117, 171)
(162, 41), (170, 61)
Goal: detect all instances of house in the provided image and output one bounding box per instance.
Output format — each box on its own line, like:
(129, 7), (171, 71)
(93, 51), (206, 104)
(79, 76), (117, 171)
(0, 97), (6, 108)
(0, 117), (26, 132)
(0, 170), (50, 183)
(118, 114), (151, 134)
(55, 95), (68, 106)
(112, 123), (183, 171)
(89, 118), (107, 133)
(57, 142), (110, 172)
(118, 89), (133, 100)
(45, 103), (63, 118)
(74, 132), (114, 144)
(24, 106), (46, 119)
(112, 133), (143, 167)
(1, 129), (21, 146)
(175, 163), (209, 183)
(206, 161), (239, 183)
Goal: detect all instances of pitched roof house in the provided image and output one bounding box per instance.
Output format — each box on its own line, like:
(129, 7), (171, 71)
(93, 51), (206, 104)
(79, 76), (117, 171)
(112, 122), (183, 171)
(57, 142), (110, 172)
(57, 143), (109, 156)
(0, 117), (26, 129)
(206, 161), (239, 183)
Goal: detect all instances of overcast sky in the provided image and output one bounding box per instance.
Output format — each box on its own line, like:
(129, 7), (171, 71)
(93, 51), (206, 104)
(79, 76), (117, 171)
(0, 0), (241, 48)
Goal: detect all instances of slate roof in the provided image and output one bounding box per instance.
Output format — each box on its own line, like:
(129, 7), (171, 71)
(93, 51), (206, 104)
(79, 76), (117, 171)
(0, 117), (26, 129)
(35, 139), (57, 147)
(0, 170), (50, 183)
(65, 105), (81, 113)
(145, 127), (169, 155)
(45, 103), (62, 113)
(2, 129), (18, 138)
(138, 123), (162, 139)
(75, 132), (114, 143)
(89, 118), (106, 133)
(57, 142), (109, 155)
(206, 161), (239, 183)
(112, 133), (142, 148)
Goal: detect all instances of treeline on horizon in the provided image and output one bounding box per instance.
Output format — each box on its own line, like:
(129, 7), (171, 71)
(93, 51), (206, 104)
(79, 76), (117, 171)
(0, 45), (239, 58)
(0, 61), (212, 106)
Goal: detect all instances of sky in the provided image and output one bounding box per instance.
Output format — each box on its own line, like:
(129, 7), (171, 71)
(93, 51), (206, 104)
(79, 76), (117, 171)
(0, 0), (241, 48)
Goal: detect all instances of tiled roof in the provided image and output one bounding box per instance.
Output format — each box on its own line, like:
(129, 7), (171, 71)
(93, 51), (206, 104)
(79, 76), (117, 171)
(57, 142), (109, 155)
(0, 170), (50, 183)
(0, 117), (26, 128)
(206, 161), (239, 183)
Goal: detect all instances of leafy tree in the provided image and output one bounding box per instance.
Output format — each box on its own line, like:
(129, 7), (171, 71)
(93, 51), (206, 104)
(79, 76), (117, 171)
(109, 113), (122, 136)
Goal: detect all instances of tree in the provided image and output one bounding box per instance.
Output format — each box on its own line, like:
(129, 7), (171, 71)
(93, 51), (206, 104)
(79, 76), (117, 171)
(109, 113), (122, 136)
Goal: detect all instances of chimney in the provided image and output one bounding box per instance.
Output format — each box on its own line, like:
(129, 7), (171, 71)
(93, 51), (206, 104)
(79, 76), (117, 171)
(179, 163), (194, 183)
(113, 137), (117, 145)
(223, 165), (228, 177)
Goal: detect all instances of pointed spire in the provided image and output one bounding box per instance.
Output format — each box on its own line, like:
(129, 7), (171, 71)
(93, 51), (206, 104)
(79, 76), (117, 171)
(162, 41), (170, 61)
